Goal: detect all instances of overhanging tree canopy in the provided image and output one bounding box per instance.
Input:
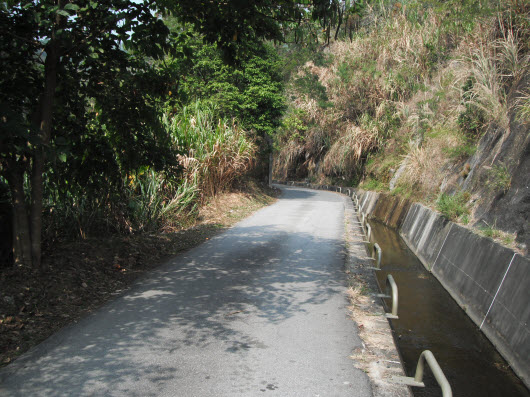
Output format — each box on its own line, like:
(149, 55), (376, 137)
(0, 0), (171, 267)
(0, 0), (343, 269)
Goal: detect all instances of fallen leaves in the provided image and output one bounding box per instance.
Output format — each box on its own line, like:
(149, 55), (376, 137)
(0, 186), (278, 367)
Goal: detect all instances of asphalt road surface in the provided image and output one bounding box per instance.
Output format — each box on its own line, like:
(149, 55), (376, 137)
(0, 185), (372, 397)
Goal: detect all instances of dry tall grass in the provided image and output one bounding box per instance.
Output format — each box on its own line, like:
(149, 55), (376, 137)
(322, 125), (379, 177)
(275, 1), (529, 199)
(275, 2), (444, 182)
(164, 102), (256, 199)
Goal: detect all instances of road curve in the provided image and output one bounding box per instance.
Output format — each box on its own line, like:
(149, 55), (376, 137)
(0, 185), (372, 397)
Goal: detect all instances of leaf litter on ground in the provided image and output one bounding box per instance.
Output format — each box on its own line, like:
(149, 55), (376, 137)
(0, 184), (278, 367)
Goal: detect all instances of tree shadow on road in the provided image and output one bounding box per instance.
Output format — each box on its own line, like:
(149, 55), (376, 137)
(0, 224), (349, 396)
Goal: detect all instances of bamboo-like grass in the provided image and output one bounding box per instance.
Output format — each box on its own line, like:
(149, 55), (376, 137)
(163, 101), (256, 199)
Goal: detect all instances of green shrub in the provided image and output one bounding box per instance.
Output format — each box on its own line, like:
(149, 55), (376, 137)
(163, 101), (256, 197)
(281, 108), (308, 140)
(443, 142), (477, 160)
(436, 191), (470, 221)
(317, 100), (334, 108)
(126, 170), (198, 232)
(458, 78), (487, 138)
(313, 51), (333, 67)
(338, 61), (353, 84)
(390, 185), (411, 198)
(362, 178), (386, 191)
(294, 69), (329, 103)
(487, 163), (511, 193)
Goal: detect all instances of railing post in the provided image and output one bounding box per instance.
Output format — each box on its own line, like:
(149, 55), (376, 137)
(365, 223), (372, 242)
(385, 274), (398, 319)
(391, 350), (453, 397)
(375, 274), (398, 318)
(372, 243), (382, 269)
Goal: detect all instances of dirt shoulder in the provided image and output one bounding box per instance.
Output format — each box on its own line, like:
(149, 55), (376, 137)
(0, 184), (278, 367)
(343, 196), (412, 397)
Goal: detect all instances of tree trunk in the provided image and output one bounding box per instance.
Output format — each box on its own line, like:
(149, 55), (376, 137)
(30, 150), (44, 268)
(7, 162), (32, 267)
(30, 34), (60, 268)
(334, 9), (343, 41)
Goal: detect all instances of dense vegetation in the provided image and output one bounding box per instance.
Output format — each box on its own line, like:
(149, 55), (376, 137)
(273, 0), (529, 246)
(1, 0), (528, 266)
(1, 0), (344, 269)
(0, 0), (528, 369)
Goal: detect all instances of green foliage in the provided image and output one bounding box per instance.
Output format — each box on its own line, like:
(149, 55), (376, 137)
(294, 69), (329, 103)
(164, 0), (343, 62)
(281, 109), (308, 141)
(0, 0), (177, 266)
(443, 143), (477, 160)
(387, 66), (426, 102)
(163, 32), (285, 139)
(428, 0), (497, 36)
(477, 222), (515, 246)
(505, 0), (530, 52)
(313, 52), (334, 67)
(436, 192), (471, 221)
(126, 170), (198, 232)
(44, 101), (255, 239)
(361, 178), (386, 191)
(1, 0), (353, 266)
(486, 163), (511, 193)
(390, 185), (412, 199)
(163, 102), (256, 197)
(338, 61), (353, 83)
(458, 78), (487, 138)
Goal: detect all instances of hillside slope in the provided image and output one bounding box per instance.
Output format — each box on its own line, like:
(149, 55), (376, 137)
(274, 1), (529, 254)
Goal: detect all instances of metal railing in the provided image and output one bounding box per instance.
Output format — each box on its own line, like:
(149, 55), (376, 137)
(371, 242), (382, 269)
(392, 350), (453, 397)
(376, 274), (398, 319)
(365, 223), (372, 242)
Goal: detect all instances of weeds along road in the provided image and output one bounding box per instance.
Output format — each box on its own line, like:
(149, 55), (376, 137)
(0, 185), (372, 397)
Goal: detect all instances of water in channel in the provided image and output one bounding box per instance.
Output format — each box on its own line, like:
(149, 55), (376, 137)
(368, 220), (529, 397)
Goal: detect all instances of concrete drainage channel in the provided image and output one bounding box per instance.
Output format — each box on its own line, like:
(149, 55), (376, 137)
(276, 181), (530, 397)
(367, 218), (528, 397)
(354, 194), (453, 397)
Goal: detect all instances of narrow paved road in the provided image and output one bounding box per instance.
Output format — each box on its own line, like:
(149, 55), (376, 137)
(0, 186), (372, 396)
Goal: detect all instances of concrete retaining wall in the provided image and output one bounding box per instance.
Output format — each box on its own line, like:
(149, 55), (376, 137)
(356, 189), (530, 387)
(426, 222), (530, 388)
(356, 190), (412, 229)
(400, 203), (452, 268)
(276, 181), (530, 387)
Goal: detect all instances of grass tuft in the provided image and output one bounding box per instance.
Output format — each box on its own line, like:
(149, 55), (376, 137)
(477, 221), (516, 247)
(486, 163), (512, 193)
(436, 191), (471, 221)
